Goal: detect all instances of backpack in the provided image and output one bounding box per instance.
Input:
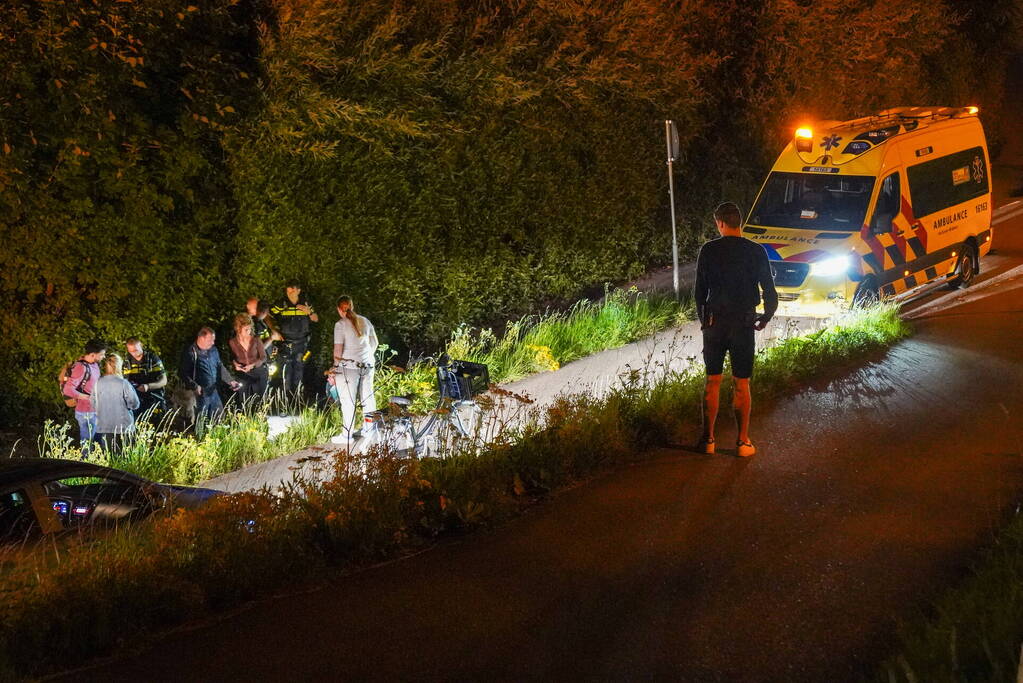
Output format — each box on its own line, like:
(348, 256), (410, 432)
(59, 360), (91, 407)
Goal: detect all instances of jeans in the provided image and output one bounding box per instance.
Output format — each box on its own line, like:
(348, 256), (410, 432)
(74, 411), (97, 458)
(195, 387), (224, 419)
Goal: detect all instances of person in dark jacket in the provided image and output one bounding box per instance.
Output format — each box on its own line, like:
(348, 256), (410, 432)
(179, 327), (240, 420)
(270, 281), (318, 396)
(693, 202), (778, 458)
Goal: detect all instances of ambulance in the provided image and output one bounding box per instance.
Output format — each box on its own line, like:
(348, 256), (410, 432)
(744, 106), (993, 312)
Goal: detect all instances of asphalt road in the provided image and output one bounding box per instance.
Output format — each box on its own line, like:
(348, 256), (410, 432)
(68, 189), (1023, 680)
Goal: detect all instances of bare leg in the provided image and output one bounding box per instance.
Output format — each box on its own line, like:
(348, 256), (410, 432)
(733, 377), (752, 444)
(702, 374), (723, 442)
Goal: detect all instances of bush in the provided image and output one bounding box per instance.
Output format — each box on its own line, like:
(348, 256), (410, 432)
(0, 0), (1013, 429)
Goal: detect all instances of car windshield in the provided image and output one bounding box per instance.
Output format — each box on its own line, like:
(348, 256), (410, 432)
(749, 172), (876, 231)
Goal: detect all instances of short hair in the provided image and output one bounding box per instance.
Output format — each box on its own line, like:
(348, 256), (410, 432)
(84, 340), (107, 355)
(197, 326), (215, 339)
(233, 312), (254, 331)
(104, 353), (123, 374)
(125, 336), (141, 346)
(713, 202), (743, 229)
(256, 299), (270, 316)
(284, 279), (301, 289)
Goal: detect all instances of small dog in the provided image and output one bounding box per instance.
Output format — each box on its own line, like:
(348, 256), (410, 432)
(168, 385), (197, 431)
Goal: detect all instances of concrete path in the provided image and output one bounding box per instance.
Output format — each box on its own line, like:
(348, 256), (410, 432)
(202, 313), (824, 494)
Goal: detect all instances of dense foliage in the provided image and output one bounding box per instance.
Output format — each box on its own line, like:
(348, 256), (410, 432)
(1, 0), (1018, 426)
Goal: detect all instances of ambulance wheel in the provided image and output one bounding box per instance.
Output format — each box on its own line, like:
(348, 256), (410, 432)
(948, 243), (976, 289)
(852, 278), (880, 308)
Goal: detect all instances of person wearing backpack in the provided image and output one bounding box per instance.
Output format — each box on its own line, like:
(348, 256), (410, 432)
(61, 340), (107, 458)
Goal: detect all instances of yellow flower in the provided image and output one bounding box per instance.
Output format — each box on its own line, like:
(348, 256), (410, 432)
(526, 344), (559, 372)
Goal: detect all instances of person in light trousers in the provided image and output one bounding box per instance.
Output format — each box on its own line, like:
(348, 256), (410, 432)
(331, 295), (379, 442)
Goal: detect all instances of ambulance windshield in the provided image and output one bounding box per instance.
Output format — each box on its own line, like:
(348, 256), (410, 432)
(749, 172), (875, 231)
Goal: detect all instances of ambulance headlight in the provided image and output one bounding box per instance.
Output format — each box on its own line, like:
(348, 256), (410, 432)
(809, 255), (851, 277)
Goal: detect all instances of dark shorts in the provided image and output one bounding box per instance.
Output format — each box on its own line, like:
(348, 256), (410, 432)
(702, 315), (756, 379)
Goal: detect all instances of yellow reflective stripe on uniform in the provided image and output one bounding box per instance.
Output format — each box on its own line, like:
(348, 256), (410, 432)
(277, 309), (310, 316)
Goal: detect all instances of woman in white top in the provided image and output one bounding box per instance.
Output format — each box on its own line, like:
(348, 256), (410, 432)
(332, 295), (379, 440)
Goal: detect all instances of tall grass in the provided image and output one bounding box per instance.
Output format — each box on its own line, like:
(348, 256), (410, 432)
(0, 305), (909, 679)
(376, 286), (691, 411)
(875, 512), (1023, 682)
(38, 402), (345, 486)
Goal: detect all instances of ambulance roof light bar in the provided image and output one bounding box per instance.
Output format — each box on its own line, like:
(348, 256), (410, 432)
(795, 127), (813, 153)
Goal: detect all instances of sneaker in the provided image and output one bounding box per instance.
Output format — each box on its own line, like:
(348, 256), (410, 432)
(736, 440), (756, 458)
(695, 437), (715, 455)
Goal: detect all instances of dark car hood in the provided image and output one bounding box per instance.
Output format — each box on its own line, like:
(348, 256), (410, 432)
(160, 485), (224, 508)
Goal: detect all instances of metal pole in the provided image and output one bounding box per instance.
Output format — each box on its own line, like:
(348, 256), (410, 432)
(665, 120), (680, 300)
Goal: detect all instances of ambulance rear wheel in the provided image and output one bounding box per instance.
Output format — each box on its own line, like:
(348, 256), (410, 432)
(852, 278), (880, 308)
(948, 243), (976, 289)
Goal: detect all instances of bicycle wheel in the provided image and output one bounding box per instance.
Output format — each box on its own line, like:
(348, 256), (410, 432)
(422, 402), (482, 458)
(374, 417), (416, 457)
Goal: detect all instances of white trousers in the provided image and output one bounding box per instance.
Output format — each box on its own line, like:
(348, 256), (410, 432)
(334, 365), (376, 435)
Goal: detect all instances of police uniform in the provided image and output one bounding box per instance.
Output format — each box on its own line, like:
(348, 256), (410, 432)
(123, 350), (167, 416)
(270, 297), (316, 393)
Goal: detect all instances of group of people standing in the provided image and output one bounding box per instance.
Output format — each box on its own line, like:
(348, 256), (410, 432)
(61, 337), (168, 458)
(62, 280), (380, 456)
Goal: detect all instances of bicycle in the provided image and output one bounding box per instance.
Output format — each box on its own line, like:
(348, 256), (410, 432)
(358, 356), (489, 458)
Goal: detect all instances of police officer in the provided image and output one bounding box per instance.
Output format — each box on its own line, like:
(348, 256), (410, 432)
(123, 337), (168, 418)
(246, 297), (281, 357)
(270, 281), (319, 396)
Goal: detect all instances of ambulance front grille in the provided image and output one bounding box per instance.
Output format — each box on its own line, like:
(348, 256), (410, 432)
(770, 261), (809, 287)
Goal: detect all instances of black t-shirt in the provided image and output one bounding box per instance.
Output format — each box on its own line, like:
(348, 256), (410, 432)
(694, 236), (778, 326)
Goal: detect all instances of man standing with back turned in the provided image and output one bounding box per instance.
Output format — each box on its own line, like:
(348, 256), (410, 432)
(694, 202), (778, 457)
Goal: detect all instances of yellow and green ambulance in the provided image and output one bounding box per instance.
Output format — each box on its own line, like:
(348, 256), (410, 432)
(745, 106), (993, 313)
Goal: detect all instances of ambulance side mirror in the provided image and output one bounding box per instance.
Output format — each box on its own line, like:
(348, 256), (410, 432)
(871, 213), (894, 235)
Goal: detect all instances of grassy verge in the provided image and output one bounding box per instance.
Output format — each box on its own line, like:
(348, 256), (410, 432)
(0, 306), (909, 679)
(375, 286), (691, 410)
(875, 513), (1023, 682)
(35, 287), (689, 486)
